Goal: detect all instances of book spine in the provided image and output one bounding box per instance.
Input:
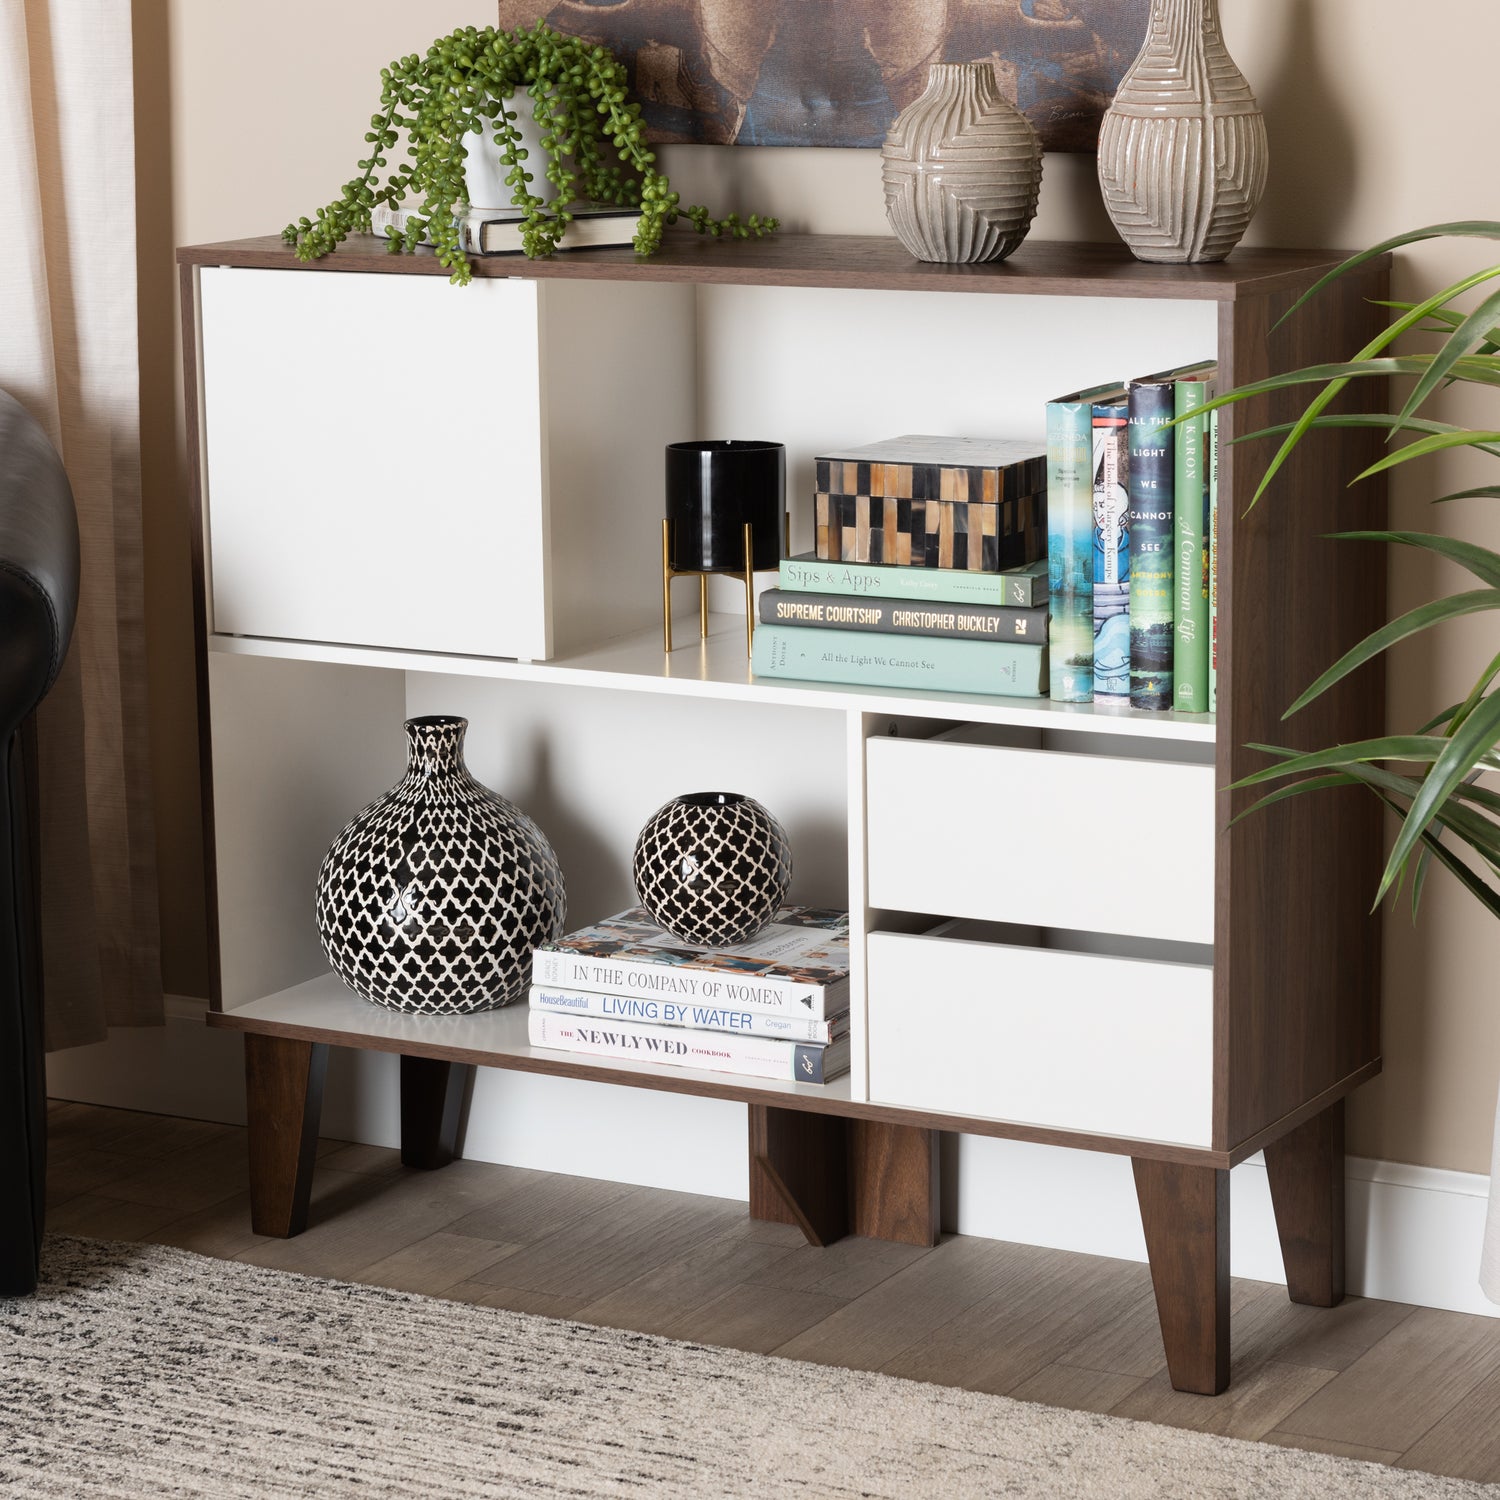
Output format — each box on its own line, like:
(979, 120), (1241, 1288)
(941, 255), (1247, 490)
(530, 946), (836, 1017)
(528, 1010), (843, 1084)
(1128, 380), (1176, 710)
(1091, 400), (1131, 705)
(1209, 407), (1220, 715)
(528, 984), (846, 1042)
(1047, 399), (1095, 702)
(777, 556), (1048, 609)
(758, 589), (1046, 643)
(1173, 378), (1215, 712)
(751, 622), (1048, 698)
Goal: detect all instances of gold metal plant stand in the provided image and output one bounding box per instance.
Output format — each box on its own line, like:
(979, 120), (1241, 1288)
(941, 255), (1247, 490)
(660, 515), (787, 658)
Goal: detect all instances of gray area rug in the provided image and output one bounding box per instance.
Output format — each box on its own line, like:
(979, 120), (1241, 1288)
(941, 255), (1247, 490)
(0, 1236), (1491, 1499)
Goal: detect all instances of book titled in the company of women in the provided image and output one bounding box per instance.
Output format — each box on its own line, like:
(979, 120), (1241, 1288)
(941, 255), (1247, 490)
(531, 905), (851, 1018)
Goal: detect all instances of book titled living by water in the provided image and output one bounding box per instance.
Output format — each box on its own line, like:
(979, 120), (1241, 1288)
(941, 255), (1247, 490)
(758, 589), (1046, 643)
(751, 622), (1048, 699)
(529, 983), (848, 1044)
(1128, 360), (1215, 710)
(778, 553), (1048, 610)
(528, 1010), (850, 1085)
(1173, 367), (1217, 712)
(1048, 380), (1127, 702)
(532, 905), (850, 1018)
(1091, 395), (1131, 706)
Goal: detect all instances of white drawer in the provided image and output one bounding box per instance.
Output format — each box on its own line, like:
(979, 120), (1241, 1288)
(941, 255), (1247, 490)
(865, 732), (1215, 944)
(866, 929), (1213, 1146)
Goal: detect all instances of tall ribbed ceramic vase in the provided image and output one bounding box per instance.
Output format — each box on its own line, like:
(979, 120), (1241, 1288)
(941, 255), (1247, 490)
(315, 716), (566, 1015)
(882, 63), (1042, 265)
(1097, 0), (1267, 264)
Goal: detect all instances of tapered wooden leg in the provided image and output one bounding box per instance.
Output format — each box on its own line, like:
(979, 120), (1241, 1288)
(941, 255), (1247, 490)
(1264, 1100), (1346, 1307)
(748, 1105), (848, 1246)
(1133, 1157), (1230, 1395)
(400, 1056), (473, 1170)
(849, 1120), (940, 1247)
(245, 1034), (328, 1238)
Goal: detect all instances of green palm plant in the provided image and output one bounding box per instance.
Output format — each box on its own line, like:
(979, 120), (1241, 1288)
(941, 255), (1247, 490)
(1205, 222), (1500, 917)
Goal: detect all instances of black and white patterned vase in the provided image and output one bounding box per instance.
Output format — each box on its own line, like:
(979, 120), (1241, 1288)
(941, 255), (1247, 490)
(632, 792), (791, 947)
(315, 716), (566, 1015)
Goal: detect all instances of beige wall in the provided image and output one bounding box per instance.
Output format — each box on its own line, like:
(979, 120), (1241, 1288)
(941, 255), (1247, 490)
(135, 0), (1500, 1171)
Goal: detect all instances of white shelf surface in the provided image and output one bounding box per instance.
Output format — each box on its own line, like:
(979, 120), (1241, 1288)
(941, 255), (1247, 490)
(216, 972), (854, 1108)
(209, 615), (1217, 743)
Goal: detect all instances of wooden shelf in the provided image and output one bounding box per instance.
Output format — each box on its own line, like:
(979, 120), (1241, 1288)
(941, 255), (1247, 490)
(208, 973), (1237, 1167)
(177, 231), (1361, 302)
(208, 614), (1217, 743)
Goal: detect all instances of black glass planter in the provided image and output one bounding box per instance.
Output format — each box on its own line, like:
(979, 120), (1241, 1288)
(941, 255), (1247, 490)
(665, 439), (785, 572)
(661, 439), (786, 656)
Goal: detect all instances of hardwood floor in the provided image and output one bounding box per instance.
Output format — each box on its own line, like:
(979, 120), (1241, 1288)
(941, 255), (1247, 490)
(40, 1100), (1500, 1483)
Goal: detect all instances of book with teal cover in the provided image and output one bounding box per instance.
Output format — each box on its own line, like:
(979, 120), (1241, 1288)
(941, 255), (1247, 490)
(1091, 396), (1130, 705)
(751, 622), (1047, 698)
(1173, 369), (1217, 712)
(778, 553), (1048, 609)
(1128, 360), (1214, 710)
(1048, 380), (1126, 703)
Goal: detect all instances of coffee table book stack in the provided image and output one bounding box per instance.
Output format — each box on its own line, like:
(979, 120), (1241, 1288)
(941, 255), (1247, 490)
(754, 434), (1050, 697)
(528, 906), (853, 1085)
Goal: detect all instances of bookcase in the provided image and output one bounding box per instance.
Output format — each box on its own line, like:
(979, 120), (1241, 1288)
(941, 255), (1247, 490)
(178, 231), (1389, 1395)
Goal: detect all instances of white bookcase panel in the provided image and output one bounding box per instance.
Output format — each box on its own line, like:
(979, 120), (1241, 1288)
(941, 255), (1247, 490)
(197, 268), (693, 663)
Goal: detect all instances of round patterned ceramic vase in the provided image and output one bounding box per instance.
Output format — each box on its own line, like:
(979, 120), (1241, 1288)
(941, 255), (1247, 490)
(1097, 0), (1268, 264)
(881, 62), (1043, 265)
(632, 792), (791, 948)
(315, 716), (566, 1015)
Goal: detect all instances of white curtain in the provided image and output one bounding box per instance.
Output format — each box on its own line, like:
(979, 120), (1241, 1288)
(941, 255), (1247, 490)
(0, 0), (163, 1047)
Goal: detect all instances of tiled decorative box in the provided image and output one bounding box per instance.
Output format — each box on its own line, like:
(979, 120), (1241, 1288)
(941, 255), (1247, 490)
(813, 434), (1046, 572)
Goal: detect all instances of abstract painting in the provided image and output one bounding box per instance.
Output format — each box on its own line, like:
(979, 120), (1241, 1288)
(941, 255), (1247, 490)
(496, 0), (1151, 152)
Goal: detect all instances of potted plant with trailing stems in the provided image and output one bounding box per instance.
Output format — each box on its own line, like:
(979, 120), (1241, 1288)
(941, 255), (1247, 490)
(1205, 220), (1500, 1297)
(284, 21), (777, 285)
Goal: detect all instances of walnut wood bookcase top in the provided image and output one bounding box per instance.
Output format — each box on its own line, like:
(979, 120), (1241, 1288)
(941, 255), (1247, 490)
(176, 232), (1371, 302)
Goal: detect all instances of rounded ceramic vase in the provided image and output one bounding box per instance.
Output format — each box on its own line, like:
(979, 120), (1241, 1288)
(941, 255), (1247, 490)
(315, 716), (566, 1015)
(632, 792), (791, 947)
(1097, 0), (1268, 264)
(881, 62), (1043, 265)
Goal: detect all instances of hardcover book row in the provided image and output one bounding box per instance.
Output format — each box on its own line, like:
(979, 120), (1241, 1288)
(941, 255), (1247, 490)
(1046, 362), (1219, 713)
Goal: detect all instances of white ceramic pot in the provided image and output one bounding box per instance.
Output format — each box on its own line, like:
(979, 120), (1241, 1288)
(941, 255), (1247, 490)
(464, 97), (557, 212)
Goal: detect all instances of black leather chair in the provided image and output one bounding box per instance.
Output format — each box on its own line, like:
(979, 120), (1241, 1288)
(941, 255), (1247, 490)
(0, 391), (80, 1296)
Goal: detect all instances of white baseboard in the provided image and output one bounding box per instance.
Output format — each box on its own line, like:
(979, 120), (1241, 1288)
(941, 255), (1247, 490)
(45, 996), (1499, 1318)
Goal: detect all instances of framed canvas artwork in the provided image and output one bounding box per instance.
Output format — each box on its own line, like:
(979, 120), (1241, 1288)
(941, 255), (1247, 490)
(495, 0), (1150, 152)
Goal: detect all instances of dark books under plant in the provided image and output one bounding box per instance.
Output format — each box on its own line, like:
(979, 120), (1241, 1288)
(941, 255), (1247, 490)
(1206, 222), (1500, 915)
(283, 22), (777, 285)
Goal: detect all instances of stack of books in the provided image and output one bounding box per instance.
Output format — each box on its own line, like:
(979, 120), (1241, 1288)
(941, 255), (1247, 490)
(1046, 359), (1219, 713)
(528, 906), (852, 1085)
(752, 434), (1050, 698)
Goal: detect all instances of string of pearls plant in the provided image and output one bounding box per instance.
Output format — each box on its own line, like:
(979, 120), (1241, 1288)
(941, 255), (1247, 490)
(283, 22), (778, 285)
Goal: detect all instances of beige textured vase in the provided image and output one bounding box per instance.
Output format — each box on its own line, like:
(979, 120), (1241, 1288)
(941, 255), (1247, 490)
(1097, 0), (1268, 264)
(882, 63), (1042, 265)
